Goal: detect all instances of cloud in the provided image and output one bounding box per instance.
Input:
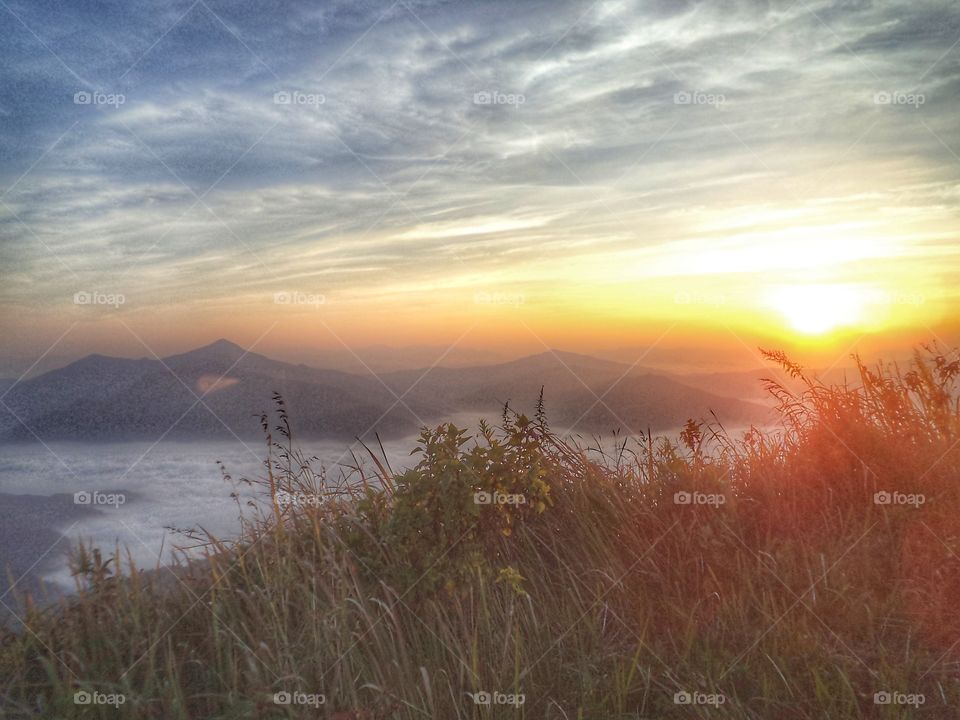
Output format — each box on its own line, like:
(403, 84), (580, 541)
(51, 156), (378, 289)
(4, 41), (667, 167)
(1, 0), (959, 359)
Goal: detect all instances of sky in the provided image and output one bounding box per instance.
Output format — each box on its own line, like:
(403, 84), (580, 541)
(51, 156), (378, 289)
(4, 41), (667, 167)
(1, 0), (959, 374)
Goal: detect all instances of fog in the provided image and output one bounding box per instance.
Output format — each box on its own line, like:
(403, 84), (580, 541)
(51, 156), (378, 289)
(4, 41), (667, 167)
(0, 437), (419, 595)
(0, 417), (756, 600)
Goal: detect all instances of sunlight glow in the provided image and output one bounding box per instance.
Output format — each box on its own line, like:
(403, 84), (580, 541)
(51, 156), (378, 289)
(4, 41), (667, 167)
(768, 284), (866, 335)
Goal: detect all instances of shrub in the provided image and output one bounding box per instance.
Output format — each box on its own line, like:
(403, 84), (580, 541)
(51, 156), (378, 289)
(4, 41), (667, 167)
(2, 345), (960, 719)
(350, 414), (553, 597)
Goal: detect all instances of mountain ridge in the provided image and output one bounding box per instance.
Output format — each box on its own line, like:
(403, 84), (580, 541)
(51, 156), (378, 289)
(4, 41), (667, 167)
(0, 341), (774, 442)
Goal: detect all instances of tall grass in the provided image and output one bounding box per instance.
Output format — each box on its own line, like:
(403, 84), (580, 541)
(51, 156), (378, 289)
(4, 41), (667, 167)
(2, 347), (960, 718)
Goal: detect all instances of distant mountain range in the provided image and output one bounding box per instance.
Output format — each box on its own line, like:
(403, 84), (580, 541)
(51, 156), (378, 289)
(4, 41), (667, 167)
(0, 340), (775, 441)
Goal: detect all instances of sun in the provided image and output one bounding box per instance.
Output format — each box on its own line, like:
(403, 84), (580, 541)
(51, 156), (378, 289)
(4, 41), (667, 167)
(768, 284), (865, 336)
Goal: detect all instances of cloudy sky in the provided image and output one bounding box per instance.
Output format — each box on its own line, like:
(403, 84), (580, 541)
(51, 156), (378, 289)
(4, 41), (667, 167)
(1, 0), (959, 372)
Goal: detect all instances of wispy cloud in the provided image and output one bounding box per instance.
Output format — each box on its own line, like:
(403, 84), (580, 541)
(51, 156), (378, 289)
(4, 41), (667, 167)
(1, 0), (959, 361)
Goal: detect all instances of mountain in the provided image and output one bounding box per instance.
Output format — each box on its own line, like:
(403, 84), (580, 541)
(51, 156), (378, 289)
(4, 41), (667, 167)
(0, 341), (772, 442)
(664, 366), (857, 402)
(273, 344), (513, 373)
(0, 340), (436, 442)
(382, 350), (771, 433)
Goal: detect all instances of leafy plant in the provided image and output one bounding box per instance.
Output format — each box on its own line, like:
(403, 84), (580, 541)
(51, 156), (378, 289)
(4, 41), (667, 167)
(351, 413), (553, 596)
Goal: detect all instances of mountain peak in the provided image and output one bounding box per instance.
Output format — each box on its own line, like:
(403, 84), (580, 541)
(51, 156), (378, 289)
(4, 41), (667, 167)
(206, 338), (244, 352)
(164, 339), (248, 363)
(508, 349), (626, 370)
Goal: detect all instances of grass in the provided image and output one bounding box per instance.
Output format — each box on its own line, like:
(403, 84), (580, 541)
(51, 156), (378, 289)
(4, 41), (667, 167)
(2, 346), (960, 718)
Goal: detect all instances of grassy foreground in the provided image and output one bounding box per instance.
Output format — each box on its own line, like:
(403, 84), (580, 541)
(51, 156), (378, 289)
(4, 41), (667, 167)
(2, 348), (960, 719)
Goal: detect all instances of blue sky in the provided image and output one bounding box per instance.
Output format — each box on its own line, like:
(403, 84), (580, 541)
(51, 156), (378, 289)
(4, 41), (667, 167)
(1, 0), (959, 370)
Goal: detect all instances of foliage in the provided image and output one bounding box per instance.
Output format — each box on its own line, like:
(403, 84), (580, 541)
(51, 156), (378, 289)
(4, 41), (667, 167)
(1, 345), (959, 719)
(351, 414), (553, 596)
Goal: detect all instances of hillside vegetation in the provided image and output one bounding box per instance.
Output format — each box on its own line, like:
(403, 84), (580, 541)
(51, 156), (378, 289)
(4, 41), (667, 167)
(2, 347), (960, 719)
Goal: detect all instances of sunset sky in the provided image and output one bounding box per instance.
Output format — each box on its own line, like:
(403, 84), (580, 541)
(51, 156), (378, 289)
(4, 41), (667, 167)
(1, 0), (959, 374)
